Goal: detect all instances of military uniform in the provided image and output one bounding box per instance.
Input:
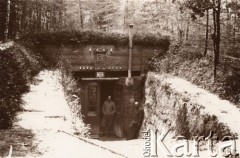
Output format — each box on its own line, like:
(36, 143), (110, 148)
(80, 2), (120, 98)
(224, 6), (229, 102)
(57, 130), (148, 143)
(128, 104), (144, 140)
(101, 100), (116, 136)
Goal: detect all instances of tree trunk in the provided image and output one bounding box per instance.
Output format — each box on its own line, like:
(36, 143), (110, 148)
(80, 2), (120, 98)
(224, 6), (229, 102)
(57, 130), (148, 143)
(15, 0), (20, 39)
(46, 9), (49, 31)
(186, 14), (190, 41)
(79, 0), (84, 29)
(124, 0), (129, 32)
(233, 12), (237, 44)
(28, 4), (33, 31)
(216, 0), (221, 65)
(3, 0), (11, 42)
(59, 10), (63, 30)
(204, 9), (209, 56)
(213, 0), (217, 79)
(37, 1), (42, 31)
(213, 0), (221, 80)
(10, 0), (17, 39)
(21, 0), (27, 32)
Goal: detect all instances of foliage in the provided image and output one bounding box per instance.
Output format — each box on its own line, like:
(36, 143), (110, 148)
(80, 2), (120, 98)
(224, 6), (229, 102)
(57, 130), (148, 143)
(0, 0), (66, 41)
(149, 41), (240, 107)
(1, 0), (240, 42)
(58, 56), (90, 137)
(175, 103), (231, 140)
(21, 30), (170, 47)
(184, 0), (213, 19)
(0, 46), (42, 129)
(143, 72), (232, 140)
(226, 1), (240, 13)
(175, 103), (191, 139)
(0, 128), (36, 157)
(197, 114), (232, 140)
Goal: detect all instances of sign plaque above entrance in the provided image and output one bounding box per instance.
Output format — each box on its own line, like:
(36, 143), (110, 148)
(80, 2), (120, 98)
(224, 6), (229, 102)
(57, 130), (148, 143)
(96, 72), (105, 78)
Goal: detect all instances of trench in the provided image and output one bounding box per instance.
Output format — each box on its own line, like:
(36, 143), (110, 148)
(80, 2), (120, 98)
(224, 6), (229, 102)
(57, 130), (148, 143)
(38, 44), (162, 140)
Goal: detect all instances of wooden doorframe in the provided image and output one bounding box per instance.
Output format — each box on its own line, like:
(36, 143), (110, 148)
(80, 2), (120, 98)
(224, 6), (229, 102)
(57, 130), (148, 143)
(82, 80), (125, 138)
(84, 81), (101, 137)
(113, 84), (124, 138)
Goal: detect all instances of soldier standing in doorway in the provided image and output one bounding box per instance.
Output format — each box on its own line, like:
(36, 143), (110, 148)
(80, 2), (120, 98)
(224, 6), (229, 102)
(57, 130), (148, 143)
(100, 96), (116, 137)
(128, 102), (144, 140)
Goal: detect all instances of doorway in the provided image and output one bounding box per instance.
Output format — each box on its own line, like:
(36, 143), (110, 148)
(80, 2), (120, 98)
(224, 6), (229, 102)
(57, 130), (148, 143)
(84, 80), (119, 138)
(84, 82), (100, 138)
(99, 81), (115, 122)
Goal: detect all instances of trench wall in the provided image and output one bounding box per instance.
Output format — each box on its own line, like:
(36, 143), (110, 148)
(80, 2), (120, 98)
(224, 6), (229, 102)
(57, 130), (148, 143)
(141, 72), (237, 139)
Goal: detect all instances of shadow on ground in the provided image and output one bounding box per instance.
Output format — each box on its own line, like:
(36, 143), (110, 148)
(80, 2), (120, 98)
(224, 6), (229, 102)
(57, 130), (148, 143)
(0, 127), (42, 157)
(98, 134), (124, 142)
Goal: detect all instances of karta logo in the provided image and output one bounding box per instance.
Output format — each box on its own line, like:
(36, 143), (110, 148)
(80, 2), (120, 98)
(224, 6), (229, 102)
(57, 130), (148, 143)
(143, 129), (238, 157)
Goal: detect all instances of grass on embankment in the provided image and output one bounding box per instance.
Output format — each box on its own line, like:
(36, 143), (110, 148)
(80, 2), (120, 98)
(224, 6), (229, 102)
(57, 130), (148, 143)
(0, 45), (43, 129)
(149, 42), (240, 108)
(0, 44), (44, 157)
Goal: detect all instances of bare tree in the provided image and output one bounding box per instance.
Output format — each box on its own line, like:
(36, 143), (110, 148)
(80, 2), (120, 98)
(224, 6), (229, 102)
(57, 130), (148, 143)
(3, 0), (11, 42)
(79, 0), (84, 29)
(204, 9), (209, 56)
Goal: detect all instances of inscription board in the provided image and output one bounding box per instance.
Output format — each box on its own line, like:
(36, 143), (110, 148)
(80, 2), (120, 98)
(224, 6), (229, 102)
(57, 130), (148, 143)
(58, 45), (165, 72)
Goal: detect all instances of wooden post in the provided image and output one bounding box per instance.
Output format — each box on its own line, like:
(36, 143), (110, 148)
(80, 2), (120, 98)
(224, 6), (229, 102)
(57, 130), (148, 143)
(128, 24), (133, 78)
(126, 24), (134, 86)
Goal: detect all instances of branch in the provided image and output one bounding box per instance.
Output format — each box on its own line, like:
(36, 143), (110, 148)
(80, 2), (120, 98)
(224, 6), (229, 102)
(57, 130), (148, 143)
(192, 20), (213, 29)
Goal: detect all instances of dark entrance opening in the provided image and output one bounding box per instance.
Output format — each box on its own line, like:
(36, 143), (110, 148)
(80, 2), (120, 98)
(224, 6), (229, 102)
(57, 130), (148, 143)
(100, 81), (115, 114)
(99, 81), (115, 133)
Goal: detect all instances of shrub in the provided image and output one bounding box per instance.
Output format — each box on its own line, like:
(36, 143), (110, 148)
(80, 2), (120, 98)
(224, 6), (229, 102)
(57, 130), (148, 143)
(0, 48), (28, 128)
(20, 30), (170, 47)
(175, 103), (232, 140)
(0, 46), (42, 129)
(175, 103), (191, 139)
(149, 40), (240, 107)
(58, 56), (90, 137)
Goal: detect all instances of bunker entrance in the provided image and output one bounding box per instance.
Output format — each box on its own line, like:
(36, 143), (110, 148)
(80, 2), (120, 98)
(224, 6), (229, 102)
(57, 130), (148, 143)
(79, 76), (145, 140)
(79, 79), (121, 139)
(99, 81), (115, 124)
(68, 42), (166, 139)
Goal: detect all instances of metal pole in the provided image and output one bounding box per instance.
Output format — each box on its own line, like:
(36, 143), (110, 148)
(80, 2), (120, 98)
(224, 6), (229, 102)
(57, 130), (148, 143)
(128, 24), (133, 78)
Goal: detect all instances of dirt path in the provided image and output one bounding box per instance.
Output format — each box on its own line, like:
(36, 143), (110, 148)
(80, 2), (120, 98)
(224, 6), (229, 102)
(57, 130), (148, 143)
(2, 70), (124, 158)
(2, 70), (238, 158)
